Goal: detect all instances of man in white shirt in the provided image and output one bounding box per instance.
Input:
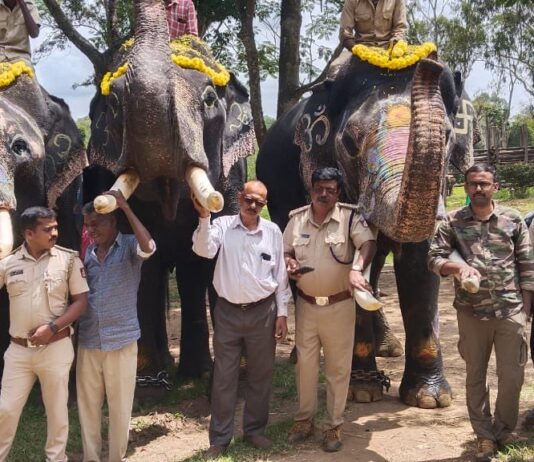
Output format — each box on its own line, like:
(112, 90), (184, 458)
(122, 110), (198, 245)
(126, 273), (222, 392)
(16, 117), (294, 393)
(192, 180), (290, 459)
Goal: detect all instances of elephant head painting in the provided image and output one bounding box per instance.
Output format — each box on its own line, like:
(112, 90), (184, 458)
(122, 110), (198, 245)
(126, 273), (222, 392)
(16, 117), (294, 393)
(0, 63), (87, 375)
(85, 0), (255, 375)
(257, 50), (477, 408)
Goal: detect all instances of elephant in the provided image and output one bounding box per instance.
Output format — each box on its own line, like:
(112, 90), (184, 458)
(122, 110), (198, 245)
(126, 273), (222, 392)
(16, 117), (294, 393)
(84, 0), (255, 377)
(257, 52), (477, 408)
(0, 64), (88, 377)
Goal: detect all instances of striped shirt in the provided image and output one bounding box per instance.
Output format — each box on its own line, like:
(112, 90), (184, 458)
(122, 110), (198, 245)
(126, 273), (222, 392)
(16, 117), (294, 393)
(78, 233), (156, 351)
(166, 0), (198, 39)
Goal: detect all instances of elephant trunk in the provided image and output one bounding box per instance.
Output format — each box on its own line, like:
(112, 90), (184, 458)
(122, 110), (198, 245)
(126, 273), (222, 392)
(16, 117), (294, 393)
(389, 59), (447, 242)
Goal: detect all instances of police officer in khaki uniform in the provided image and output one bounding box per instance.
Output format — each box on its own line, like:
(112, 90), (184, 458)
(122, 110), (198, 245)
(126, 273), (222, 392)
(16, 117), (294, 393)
(0, 0), (40, 64)
(283, 167), (376, 452)
(0, 207), (88, 462)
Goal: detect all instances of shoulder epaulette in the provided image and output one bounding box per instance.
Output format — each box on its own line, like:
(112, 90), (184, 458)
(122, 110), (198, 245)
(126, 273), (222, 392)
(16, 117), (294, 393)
(55, 245), (80, 256)
(288, 204), (310, 218)
(338, 202), (359, 211)
(4, 245), (22, 258)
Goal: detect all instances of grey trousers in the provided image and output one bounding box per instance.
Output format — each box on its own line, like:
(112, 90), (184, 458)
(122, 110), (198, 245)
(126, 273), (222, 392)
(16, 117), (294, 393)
(209, 295), (277, 446)
(457, 309), (528, 441)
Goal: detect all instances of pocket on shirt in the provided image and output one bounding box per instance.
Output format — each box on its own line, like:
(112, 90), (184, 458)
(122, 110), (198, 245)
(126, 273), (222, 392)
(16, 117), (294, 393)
(259, 258), (276, 280)
(6, 276), (26, 298)
(381, 0), (395, 19)
(325, 232), (351, 263)
(45, 270), (68, 316)
(293, 236), (311, 261)
(354, 11), (373, 32)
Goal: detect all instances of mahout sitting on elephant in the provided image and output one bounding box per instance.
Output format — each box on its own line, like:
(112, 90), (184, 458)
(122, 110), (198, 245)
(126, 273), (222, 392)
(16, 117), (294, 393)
(85, 0), (255, 377)
(257, 43), (477, 408)
(0, 62), (88, 377)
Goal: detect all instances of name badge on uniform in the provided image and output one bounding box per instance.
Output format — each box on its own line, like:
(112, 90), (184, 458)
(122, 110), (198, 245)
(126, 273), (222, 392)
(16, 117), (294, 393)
(300, 233), (310, 238)
(8, 270), (23, 276)
(261, 253), (271, 261)
(80, 268), (87, 278)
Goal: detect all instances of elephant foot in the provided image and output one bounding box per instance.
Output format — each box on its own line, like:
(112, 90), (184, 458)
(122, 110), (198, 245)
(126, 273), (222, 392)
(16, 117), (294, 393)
(399, 376), (452, 409)
(376, 333), (403, 358)
(347, 369), (391, 403)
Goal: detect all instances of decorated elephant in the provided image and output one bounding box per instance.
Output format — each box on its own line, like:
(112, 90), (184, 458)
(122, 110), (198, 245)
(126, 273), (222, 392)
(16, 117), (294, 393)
(0, 61), (87, 376)
(257, 45), (477, 408)
(85, 0), (255, 376)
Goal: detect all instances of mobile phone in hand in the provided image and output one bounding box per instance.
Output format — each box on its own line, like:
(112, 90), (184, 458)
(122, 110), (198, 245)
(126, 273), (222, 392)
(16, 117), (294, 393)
(292, 266), (315, 275)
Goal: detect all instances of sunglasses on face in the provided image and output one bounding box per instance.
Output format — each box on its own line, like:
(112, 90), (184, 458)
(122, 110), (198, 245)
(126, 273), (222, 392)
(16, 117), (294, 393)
(243, 195), (267, 207)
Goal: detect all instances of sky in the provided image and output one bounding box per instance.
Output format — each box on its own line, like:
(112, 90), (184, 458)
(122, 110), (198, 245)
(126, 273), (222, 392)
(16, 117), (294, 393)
(32, 30), (530, 122)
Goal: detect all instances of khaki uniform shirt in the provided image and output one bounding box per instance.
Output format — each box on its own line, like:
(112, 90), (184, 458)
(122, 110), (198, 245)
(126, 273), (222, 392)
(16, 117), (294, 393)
(283, 203), (375, 297)
(0, 0), (40, 64)
(0, 244), (89, 338)
(339, 0), (407, 47)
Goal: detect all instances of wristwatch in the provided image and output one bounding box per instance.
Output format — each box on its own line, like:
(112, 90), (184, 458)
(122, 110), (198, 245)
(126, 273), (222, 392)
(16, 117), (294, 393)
(352, 265), (363, 272)
(48, 321), (59, 335)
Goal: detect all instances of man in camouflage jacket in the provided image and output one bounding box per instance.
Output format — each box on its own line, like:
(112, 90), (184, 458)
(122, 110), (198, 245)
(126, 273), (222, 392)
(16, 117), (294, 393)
(428, 164), (534, 462)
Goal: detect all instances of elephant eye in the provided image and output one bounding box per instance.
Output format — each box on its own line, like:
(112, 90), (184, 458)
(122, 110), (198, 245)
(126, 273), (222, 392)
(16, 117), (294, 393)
(203, 88), (218, 108)
(11, 136), (30, 157)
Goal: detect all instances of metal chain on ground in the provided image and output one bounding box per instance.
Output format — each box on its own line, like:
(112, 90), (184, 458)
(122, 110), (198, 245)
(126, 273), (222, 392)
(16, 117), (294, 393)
(351, 369), (391, 392)
(136, 370), (172, 390)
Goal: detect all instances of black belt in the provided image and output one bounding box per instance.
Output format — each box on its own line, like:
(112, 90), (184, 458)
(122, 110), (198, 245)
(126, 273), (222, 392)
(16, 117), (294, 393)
(222, 293), (275, 311)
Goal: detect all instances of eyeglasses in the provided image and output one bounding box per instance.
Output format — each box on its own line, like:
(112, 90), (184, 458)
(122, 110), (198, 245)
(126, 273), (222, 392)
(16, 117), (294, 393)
(312, 186), (339, 195)
(466, 181), (494, 190)
(243, 195), (267, 207)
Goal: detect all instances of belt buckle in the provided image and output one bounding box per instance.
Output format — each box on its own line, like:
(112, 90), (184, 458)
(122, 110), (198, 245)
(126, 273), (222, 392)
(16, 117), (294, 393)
(315, 296), (329, 306)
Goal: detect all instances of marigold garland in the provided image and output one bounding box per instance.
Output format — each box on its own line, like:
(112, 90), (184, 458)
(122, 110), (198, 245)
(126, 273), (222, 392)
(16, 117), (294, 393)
(352, 41), (437, 70)
(100, 35), (230, 95)
(100, 63), (128, 96)
(0, 61), (34, 88)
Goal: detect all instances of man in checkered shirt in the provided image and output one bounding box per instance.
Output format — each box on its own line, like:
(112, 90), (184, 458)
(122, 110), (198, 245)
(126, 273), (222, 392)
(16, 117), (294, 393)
(166, 0), (198, 38)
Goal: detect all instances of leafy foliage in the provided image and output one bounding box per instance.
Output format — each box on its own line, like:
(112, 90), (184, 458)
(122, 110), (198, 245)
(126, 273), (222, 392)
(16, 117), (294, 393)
(497, 163), (534, 198)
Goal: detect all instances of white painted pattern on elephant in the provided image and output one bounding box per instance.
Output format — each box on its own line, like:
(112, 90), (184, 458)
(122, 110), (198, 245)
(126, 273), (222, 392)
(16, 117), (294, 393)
(201, 86), (218, 110)
(299, 105), (330, 154)
(454, 99), (474, 136)
(227, 102), (251, 133)
(52, 134), (72, 161)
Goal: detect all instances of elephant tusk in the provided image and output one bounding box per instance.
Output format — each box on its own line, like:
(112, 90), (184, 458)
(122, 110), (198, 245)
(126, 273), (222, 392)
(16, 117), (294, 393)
(185, 166), (224, 213)
(449, 250), (480, 293)
(94, 169), (141, 214)
(0, 209), (13, 259)
(353, 263), (383, 311)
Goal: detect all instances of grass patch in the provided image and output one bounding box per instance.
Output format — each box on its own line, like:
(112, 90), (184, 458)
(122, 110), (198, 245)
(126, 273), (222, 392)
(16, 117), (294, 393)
(495, 439), (534, 462)
(446, 186), (534, 215)
(272, 360), (297, 401)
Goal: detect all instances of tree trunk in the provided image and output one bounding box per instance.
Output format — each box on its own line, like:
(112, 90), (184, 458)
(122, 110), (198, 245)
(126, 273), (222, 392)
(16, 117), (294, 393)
(237, 0), (266, 146)
(277, 0), (302, 118)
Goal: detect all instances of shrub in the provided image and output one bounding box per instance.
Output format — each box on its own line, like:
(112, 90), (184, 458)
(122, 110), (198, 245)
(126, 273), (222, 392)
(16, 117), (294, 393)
(497, 163), (534, 198)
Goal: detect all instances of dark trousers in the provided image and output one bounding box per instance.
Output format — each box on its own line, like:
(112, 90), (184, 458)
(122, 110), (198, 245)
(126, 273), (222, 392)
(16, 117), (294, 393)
(209, 295), (277, 446)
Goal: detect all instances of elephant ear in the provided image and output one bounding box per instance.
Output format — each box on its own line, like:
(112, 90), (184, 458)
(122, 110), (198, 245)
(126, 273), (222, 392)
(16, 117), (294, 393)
(221, 73), (256, 178)
(42, 90), (88, 208)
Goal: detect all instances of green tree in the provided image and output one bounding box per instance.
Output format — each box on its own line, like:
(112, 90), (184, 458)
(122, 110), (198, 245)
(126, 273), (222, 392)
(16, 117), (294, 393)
(507, 111), (534, 147)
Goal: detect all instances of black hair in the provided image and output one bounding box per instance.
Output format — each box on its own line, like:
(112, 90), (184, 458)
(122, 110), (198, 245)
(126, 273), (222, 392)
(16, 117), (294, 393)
(311, 167), (343, 189)
(81, 201), (116, 222)
(20, 207), (56, 232)
(464, 163), (497, 183)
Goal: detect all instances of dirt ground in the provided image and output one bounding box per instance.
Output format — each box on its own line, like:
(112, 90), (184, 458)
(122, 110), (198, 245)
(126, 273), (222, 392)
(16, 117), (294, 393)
(124, 270), (534, 462)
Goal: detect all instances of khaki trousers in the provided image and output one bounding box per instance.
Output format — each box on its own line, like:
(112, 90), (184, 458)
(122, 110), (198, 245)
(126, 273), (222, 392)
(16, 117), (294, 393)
(457, 309), (527, 441)
(0, 337), (74, 462)
(76, 342), (138, 462)
(294, 296), (356, 428)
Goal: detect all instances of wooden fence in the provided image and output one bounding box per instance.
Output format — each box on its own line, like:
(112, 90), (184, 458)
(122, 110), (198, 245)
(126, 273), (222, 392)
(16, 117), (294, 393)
(473, 146), (534, 165)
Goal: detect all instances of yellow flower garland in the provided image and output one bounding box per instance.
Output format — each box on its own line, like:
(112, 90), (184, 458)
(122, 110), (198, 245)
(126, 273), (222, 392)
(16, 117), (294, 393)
(100, 35), (230, 95)
(0, 61), (34, 88)
(352, 41), (437, 71)
(100, 63), (128, 96)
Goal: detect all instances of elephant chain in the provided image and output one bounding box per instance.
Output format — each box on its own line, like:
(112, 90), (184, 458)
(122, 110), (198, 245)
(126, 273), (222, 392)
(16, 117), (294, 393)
(351, 369), (391, 392)
(136, 370), (173, 390)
